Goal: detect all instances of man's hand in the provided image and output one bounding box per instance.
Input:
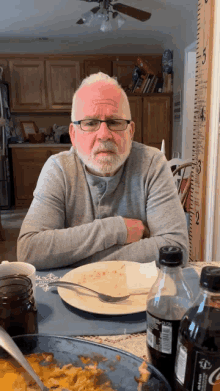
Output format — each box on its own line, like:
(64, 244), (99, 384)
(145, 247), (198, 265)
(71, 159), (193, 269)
(123, 218), (150, 244)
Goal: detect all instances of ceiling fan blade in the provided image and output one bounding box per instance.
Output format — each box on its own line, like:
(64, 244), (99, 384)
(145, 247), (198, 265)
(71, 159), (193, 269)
(76, 18), (85, 24)
(79, 0), (100, 2)
(112, 3), (151, 22)
(91, 6), (100, 13)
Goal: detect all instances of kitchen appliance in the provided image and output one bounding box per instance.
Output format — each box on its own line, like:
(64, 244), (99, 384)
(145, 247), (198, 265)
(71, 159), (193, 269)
(0, 74), (12, 209)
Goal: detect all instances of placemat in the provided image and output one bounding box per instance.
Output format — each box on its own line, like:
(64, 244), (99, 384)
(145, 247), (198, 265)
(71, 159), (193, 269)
(36, 266), (200, 336)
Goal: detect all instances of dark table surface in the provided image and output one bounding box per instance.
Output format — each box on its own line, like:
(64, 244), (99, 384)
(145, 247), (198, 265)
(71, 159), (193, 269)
(36, 266), (200, 337)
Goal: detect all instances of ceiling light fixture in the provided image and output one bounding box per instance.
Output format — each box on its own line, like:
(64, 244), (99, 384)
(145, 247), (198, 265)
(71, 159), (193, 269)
(77, 0), (127, 32)
(77, 0), (151, 32)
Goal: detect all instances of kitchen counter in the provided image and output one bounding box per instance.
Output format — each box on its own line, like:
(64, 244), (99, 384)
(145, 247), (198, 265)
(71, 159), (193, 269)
(9, 143), (72, 148)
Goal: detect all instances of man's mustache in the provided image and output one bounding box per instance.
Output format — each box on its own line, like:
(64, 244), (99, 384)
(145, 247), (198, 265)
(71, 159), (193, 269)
(93, 143), (118, 154)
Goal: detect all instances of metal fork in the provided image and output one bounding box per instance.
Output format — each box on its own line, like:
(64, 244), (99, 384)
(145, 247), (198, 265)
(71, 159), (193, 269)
(48, 281), (149, 303)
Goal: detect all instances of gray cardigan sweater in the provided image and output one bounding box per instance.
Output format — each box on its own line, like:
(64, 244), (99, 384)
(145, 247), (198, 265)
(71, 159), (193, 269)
(17, 142), (189, 270)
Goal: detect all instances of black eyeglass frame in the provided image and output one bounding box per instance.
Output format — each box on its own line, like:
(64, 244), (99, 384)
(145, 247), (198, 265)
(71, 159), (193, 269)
(72, 119), (131, 132)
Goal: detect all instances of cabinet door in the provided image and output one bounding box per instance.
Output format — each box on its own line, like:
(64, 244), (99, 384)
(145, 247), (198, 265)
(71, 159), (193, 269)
(15, 163), (44, 201)
(84, 59), (111, 77)
(12, 149), (49, 204)
(128, 97), (142, 143)
(112, 61), (134, 90)
(46, 60), (80, 110)
(143, 96), (171, 159)
(9, 60), (47, 111)
(48, 146), (71, 156)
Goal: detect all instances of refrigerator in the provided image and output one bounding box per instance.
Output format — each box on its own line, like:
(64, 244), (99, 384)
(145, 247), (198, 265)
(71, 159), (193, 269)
(0, 81), (12, 209)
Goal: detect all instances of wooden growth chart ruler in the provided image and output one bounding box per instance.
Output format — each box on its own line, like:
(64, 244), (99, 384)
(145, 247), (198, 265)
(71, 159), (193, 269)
(189, 0), (220, 262)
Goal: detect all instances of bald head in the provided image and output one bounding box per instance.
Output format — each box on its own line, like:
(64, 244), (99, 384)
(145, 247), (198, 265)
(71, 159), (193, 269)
(71, 72), (131, 122)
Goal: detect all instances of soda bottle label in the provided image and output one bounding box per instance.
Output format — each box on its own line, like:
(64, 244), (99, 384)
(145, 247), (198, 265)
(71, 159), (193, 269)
(147, 312), (180, 354)
(175, 340), (220, 391)
(175, 342), (188, 384)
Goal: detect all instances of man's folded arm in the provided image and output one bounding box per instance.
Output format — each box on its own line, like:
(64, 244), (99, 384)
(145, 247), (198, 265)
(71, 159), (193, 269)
(17, 206), (127, 270)
(17, 156), (128, 270)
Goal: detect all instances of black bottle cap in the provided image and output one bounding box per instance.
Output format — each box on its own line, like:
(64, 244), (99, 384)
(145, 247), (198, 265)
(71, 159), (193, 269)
(200, 266), (220, 292)
(159, 246), (183, 267)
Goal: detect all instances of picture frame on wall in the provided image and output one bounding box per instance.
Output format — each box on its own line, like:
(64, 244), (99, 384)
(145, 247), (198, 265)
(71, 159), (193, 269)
(20, 121), (38, 140)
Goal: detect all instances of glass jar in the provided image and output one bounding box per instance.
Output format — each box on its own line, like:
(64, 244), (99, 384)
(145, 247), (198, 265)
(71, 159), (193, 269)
(0, 275), (38, 337)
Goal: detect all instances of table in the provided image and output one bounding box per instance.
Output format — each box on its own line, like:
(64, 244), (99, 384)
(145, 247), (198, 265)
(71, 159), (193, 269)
(35, 261), (206, 359)
(79, 261), (208, 359)
(36, 267), (147, 337)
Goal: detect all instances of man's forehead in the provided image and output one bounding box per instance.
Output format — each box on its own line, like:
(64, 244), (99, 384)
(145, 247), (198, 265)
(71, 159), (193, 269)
(85, 98), (119, 108)
(77, 82), (123, 104)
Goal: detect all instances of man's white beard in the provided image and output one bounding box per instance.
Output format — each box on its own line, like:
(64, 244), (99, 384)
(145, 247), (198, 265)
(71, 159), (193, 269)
(76, 141), (132, 176)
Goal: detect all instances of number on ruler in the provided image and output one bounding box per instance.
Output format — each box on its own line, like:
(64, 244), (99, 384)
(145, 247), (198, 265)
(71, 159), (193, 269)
(202, 48), (206, 65)
(196, 211), (200, 225)
(205, 0), (208, 3)
(197, 159), (202, 174)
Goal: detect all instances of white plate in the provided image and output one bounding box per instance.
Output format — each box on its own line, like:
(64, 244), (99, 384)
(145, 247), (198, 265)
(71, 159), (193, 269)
(58, 260), (158, 315)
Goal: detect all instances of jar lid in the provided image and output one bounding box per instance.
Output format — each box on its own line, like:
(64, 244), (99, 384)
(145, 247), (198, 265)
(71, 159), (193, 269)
(200, 266), (220, 292)
(159, 246), (183, 267)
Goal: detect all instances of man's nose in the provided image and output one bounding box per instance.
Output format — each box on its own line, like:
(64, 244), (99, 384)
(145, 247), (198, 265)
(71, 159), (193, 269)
(97, 122), (113, 140)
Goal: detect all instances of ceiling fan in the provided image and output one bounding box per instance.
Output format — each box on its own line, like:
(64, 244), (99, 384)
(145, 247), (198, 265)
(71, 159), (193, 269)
(76, 0), (151, 32)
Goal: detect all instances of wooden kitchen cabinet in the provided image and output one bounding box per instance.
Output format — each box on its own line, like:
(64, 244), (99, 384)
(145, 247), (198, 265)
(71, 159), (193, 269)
(12, 148), (49, 207)
(128, 96), (142, 143)
(84, 59), (112, 77)
(112, 61), (134, 90)
(9, 60), (47, 111)
(5, 54), (165, 113)
(143, 95), (172, 159)
(127, 95), (172, 159)
(48, 146), (71, 157)
(11, 146), (71, 207)
(46, 60), (80, 110)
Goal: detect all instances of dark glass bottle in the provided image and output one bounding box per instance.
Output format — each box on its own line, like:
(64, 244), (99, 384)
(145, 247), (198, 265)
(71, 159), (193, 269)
(0, 275), (38, 337)
(146, 246), (193, 389)
(174, 266), (220, 391)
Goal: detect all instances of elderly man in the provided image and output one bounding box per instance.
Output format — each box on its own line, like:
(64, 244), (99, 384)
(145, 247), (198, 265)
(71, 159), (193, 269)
(17, 72), (188, 270)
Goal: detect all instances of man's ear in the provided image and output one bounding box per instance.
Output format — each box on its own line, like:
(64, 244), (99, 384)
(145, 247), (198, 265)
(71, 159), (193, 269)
(130, 121), (135, 140)
(69, 123), (76, 146)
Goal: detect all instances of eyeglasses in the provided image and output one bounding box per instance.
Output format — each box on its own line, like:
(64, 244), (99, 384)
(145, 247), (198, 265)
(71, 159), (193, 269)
(73, 119), (131, 132)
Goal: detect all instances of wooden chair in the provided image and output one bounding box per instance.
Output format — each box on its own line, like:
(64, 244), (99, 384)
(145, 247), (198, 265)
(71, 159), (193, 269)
(168, 159), (192, 210)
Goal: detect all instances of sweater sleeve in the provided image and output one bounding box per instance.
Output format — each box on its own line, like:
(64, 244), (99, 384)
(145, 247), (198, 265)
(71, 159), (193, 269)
(17, 157), (127, 270)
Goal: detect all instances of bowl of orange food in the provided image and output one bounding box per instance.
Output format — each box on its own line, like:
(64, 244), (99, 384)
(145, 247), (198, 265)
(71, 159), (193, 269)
(0, 334), (171, 391)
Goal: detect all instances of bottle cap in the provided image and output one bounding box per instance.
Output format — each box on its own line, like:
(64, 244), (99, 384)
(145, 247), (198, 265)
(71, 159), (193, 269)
(200, 266), (220, 292)
(159, 246), (183, 267)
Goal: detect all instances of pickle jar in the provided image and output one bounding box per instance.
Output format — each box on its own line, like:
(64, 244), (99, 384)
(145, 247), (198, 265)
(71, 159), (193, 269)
(0, 275), (38, 337)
